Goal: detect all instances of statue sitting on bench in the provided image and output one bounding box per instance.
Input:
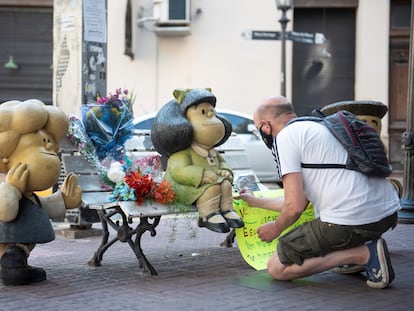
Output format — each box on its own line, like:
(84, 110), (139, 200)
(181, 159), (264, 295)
(0, 99), (82, 286)
(151, 88), (244, 233)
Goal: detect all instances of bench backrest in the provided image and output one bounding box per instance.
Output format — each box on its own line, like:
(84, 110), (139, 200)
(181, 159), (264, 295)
(59, 133), (256, 224)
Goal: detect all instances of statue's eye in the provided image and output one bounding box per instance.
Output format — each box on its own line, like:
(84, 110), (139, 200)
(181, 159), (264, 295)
(201, 109), (206, 115)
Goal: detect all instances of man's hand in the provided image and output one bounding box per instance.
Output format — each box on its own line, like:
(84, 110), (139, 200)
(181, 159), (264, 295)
(234, 189), (284, 212)
(6, 162), (28, 193)
(257, 221), (280, 242)
(61, 173), (82, 209)
(233, 188), (255, 205)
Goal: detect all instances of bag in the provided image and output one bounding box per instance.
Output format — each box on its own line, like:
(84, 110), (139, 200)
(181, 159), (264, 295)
(287, 110), (392, 177)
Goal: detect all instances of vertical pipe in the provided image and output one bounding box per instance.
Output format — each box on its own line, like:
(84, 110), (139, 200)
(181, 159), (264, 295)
(398, 1), (414, 223)
(279, 9), (289, 97)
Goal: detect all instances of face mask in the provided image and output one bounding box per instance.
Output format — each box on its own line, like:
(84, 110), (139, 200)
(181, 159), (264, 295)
(259, 124), (274, 149)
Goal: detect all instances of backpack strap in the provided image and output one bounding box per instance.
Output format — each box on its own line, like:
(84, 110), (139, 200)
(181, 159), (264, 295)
(286, 115), (323, 126)
(301, 163), (346, 169)
(287, 112), (347, 171)
(311, 109), (326, 118)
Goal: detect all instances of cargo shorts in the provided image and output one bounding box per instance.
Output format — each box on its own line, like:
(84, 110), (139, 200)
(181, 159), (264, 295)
(277, 212), (398, 266)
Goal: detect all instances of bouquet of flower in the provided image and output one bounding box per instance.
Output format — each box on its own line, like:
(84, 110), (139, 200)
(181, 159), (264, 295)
(105, 155), (176, 206)
(67, 115), (103, 171)
(81, 88), (134, 161)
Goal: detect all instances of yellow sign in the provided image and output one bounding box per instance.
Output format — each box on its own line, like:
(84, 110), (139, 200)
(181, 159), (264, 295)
(233, 189), (314, 271)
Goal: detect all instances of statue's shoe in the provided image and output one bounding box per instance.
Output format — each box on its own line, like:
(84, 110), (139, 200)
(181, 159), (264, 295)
(28, 266), (47, 283)
(198, 211), (230, 233)
(1, 246), (30, 286)
(0, 246), (47, 285)
(222, 209), (244, 228)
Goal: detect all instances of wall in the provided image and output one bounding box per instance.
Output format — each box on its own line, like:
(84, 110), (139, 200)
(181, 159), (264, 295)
(106, 0), (291, 117)
(53, 0), (83, 116)
(105, 0), (390, 143)
(355, 0), (390, 143)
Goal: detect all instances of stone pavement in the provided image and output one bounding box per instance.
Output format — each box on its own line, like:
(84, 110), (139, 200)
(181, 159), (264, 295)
(0, 214), (413, 311)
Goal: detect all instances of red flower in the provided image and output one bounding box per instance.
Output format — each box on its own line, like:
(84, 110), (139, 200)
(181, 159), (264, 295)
(125, 171), (155, 205)
(152, 180), (176, 204)
(122, 169), (176, 205)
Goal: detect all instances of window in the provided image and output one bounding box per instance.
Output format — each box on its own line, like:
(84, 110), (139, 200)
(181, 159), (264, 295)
(135, 118), (154, 130)
(220, 113), (253, 134)
(391, 3), (411, 29)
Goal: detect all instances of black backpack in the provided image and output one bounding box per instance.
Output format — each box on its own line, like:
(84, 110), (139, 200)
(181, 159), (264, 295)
(287, 110), (392, 178)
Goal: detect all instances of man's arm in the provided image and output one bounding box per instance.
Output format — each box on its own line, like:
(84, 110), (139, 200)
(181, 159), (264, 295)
(257, 172), (308, 242)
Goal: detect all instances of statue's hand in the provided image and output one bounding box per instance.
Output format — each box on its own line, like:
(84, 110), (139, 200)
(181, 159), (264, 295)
(61, 173), (82, 209)
(217, 169), (233, 183)
(6, 162), (28, 193)
(201, 170), (217, 185)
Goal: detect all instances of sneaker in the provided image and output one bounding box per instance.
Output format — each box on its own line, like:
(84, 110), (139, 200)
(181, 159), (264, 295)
(364, 239), (395, 289)
(332, 264), (365, 274)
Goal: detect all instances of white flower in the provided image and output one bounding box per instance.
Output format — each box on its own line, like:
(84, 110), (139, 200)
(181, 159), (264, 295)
(107, 161), (125, 183)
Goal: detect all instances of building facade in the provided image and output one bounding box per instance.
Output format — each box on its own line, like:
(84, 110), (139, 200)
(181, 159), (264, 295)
(0, 0), (411, 172)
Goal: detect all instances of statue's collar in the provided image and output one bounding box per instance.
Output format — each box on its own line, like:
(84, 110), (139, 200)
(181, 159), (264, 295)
(191, 143), (217, 158)
(191, 143), (217, 166)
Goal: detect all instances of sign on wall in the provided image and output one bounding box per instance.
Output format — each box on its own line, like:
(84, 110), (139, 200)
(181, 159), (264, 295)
(82, 0), (107, 104)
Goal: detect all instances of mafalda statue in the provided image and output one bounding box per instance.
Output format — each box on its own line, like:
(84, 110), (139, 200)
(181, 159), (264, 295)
(151, 88), (244, 233)
(0, 99), (82, 286)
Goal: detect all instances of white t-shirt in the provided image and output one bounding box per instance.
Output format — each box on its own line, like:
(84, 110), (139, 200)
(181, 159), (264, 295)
(276, 121), (400, 225)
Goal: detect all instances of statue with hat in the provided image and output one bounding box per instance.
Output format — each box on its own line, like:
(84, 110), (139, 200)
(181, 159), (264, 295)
(320, 100), (388, 134)
(151, 88), (244, 233)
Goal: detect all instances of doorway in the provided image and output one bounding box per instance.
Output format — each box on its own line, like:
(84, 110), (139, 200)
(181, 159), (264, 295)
(0, 7), (53, 104)
(388, 0), (411, 171)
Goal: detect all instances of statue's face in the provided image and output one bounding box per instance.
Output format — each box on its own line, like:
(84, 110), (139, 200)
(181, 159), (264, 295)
(8, 130), (61, 192)
(357, 115), (382, 134)
(186, 102), (225, 148)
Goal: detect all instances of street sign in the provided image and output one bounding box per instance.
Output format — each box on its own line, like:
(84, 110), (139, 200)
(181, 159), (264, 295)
(242, 30), (282, 41)
(242, 30), (326, 45)
(287, 31), (326, 44)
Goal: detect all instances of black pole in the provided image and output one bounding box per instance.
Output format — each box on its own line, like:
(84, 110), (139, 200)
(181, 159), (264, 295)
(398, 1), (414, 223)
(279, 8), (289, 97)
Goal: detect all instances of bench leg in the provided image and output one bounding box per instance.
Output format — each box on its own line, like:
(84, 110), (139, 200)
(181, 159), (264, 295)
(87, 206), (161, 275)
(88, 208), (119, 267)
(130, 216), (161, 276)
(220, 228), (236, 248)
